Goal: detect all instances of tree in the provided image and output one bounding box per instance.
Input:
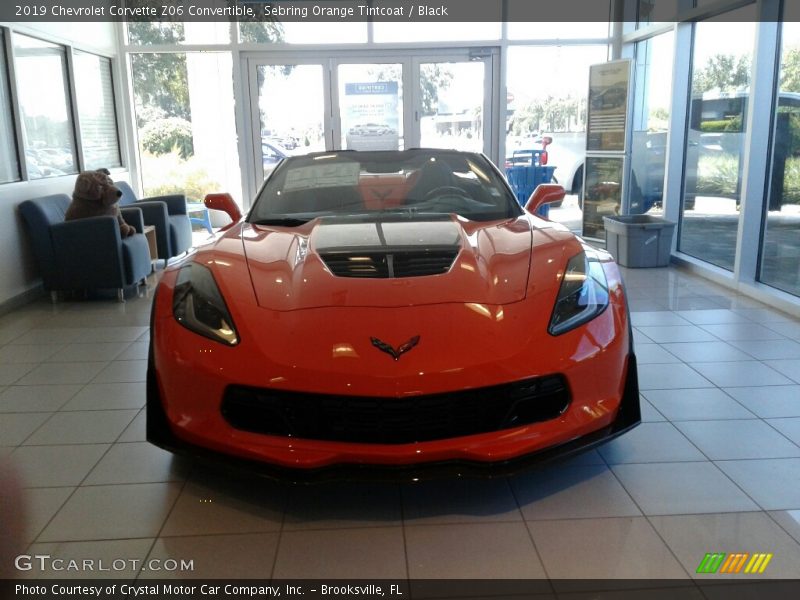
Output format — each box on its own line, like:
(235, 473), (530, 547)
(780, 46), (800, 93)
(692, 54), (751, 93)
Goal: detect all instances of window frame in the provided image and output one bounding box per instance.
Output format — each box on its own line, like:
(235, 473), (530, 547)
(0, 27), (125, 185)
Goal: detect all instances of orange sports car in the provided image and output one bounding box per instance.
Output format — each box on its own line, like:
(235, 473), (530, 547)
(147, 149), (640, 481)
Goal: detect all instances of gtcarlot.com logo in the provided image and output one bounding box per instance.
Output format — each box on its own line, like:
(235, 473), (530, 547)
(696, 552), (773, 574)
(14, 554), (194, 573)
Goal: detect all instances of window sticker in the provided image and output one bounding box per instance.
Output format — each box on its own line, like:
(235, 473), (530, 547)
(284, 162), (361, 191)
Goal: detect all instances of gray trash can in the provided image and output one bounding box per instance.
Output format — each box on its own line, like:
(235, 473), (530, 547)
(603, 215), (676, 268)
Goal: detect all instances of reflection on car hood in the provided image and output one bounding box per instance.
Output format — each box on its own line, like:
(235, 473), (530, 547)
(241, 216), (533, 310)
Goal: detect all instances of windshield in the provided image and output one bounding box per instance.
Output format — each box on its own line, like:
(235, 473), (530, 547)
(248, 149), (522, 224)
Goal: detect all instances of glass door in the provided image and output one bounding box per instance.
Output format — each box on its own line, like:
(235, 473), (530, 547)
(332, 61), (409, 151)
(414, 58), (490, 154)
(249, 61), (330, 181)
(246, 50), (498, 196)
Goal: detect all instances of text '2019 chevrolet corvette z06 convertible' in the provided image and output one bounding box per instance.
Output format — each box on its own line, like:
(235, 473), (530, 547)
(147, 149), (640, 482)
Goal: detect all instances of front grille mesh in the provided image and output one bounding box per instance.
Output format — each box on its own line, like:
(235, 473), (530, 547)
(321, 250), (457, 278)
(221, 375), (571, 444)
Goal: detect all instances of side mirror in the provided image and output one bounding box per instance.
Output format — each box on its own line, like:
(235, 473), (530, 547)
(524, 183), (565, 215)
(204, 193), (242, 230)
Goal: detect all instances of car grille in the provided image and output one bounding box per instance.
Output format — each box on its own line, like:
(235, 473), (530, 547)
(320, 250), (458, 278)
(221, 375), (571, 444)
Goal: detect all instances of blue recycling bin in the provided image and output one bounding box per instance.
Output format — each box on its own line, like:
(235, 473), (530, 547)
(505, 149), (556, 218)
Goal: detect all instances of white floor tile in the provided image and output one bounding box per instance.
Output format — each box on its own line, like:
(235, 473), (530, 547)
(717, 459), (800, 510)
(611, 462), (759, 515)
(728, 339), (800, 360)
(61, 382), (145, 411)
(402, 478), (521, 525)
(23, 410), (137, 445)
(406, 522), (546, 579)
(0, 344), (66, 364)
(283, 482), (400, 530)
(635, 326), (718, 344)
(512, 464), (641, 520)
(117, 409), (146, 442)
(16, 362), (107, 386)
(38, 482), (181, 542)
(660, 341), (753, 363)
(675, 420), (800, 460)
(764, 359), (800, 384)
(631, 312), (692, 327)
(635, 344), (682, 364)
(598, 422), (706, 464)
(46, 342), (130, 363)
(92, 360), (147, 383)
(24, 487), (74, 543)
(0, 413), (51, 446)
(637, 363), (714, 390)
(0, 364), (36, 385)
(528, 517), (688, 583)
(643, 389), (755, 421)
(77, 326), (148, 343)
(723, 386), (800, 418)
(160, 479), (285, 537)
(699, 323), (785, 341)
(0, 385), (82, 413)
(767, 418), (800, 446)
(85, 442), (189, 485)
(274, 527), (406, 578)
(649, 512), (800, 579)
(12, 444), (108, 487)
(691, 361), (793, 388)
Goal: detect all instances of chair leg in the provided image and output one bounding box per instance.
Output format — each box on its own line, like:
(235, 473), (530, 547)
(50, 291), (58, 304)
(117, 288), (125, 303)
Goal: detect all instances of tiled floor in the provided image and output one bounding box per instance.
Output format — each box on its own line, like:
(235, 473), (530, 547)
(2, 265), (800, 589)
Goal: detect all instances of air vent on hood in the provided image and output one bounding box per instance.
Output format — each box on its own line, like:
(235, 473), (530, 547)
(321, 250), (458, 279)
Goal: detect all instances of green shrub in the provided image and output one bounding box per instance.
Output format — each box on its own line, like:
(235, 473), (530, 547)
(140, 151), (221, 203)
(140, 118), (194, 159)
(696, 153), (739, 196)
(781, 156), (800, 204)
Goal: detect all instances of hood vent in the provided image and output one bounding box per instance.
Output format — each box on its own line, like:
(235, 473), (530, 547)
(321, 250), (458, 279)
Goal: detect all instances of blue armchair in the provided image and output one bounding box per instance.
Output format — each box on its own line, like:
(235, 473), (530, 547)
(19, 194), (152, 302)
(116, 181), (192, 262)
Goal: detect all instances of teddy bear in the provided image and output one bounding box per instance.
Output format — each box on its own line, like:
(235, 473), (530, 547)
(65, 168), (135, 238)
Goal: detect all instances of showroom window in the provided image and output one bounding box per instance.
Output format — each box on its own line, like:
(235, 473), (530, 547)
(760, 19), (800, 298)
(506, 45), (608, 229)
(73, 51), (121, 171)
(127, 21), (231, 45)
(0, 29), (20, 184)
(12, 33), (78, 179)
(130, 51), (242, 203)
(678, 8), (756, 271)
(629, 29), (674, 215)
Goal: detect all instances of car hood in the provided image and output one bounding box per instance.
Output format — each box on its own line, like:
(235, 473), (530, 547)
(240, 216), (532, 310)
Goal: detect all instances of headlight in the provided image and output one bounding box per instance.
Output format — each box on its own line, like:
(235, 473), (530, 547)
(172, 263), (239, 346)
(549, 251), (610, 336)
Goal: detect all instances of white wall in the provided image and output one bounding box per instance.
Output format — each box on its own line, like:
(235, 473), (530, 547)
(0, 21), (129, 307)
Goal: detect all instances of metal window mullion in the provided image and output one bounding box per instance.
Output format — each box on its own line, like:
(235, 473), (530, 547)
(662, 21), (693, 251)
(735, 2), (781, 283)
(4, 28), (28, 181)
(65, 45), (85, 173)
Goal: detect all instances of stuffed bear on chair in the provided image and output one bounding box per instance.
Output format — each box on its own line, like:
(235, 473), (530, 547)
(65, 168), (135, 238)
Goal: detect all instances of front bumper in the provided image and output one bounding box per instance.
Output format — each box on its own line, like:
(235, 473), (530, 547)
(146, 350), (640, 484)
